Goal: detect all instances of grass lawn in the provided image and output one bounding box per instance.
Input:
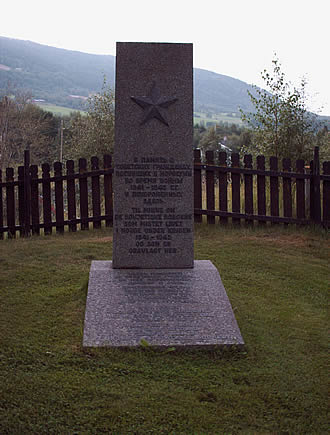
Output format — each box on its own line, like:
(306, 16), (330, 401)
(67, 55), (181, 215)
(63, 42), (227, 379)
(0, 225), (328, 433)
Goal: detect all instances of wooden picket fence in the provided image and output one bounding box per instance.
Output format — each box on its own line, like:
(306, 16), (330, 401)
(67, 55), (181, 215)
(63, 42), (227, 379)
(0, 152), (113, 239)
(194, 147), (330, 227)
(0, 147), (329, 239)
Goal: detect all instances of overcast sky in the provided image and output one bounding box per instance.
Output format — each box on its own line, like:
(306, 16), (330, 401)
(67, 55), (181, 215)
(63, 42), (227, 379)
(2, 0), (329, 114)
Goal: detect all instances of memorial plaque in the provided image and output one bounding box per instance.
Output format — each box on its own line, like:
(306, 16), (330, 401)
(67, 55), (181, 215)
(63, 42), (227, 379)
(113, 42), (194, 269)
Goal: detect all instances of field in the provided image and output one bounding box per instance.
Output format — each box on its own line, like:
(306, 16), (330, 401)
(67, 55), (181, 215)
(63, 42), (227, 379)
(0, 225), (328, 433)
(194, 111), (244, 126)
(35, 102), (242, 125)
(36, 103), (86, 116)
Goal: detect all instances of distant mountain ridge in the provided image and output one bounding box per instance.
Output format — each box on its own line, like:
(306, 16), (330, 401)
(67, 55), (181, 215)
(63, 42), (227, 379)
(193, 68), (256, 113)
(0, 36), (264, 114)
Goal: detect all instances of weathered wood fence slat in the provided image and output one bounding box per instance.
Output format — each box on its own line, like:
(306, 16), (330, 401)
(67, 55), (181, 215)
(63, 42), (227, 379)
(256, 155), (266, 225)
(66, 160), (77, 232)
(0, 169), (3, 239)
(0, 147), (329, 238)
(218, 151), (228, 225)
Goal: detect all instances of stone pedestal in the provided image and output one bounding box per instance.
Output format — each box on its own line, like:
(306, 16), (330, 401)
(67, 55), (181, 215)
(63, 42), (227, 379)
(83, 261), (244, 348)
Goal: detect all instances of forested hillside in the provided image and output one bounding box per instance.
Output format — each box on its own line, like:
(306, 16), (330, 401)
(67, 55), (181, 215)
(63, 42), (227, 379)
(193, 68), (255, 113)
(0, 36), (256, 113)
(0, 37), (115, 109)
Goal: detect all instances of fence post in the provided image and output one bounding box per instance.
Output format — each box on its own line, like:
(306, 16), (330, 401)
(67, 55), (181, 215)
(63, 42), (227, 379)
(218, 151), (228, 225)
(231, 153), (241, 225)
(66, 160), (77, 232)
(30, 165), (40, 235)
(310, 146), (321, 224)
(24, 150), (31, 237)
(256, 155), (266, 225)
(91, 156), (101, 229)
(193, 149), (202, 223)
(18, 166), (26, 237)
(282, 158), (292, 225)
(244, 154), (253, 226)
(42, 163), (52, 235)
(79, 158), (89, 230)
(6, 167), (16, 238)
(322, 161), (330, 228)
(270, 156), (279, 225)
(206, 150), (215, 224)
(54, 161), (64, 234)
(296, 159), (306, 221)
(0, 169), (3, 239)
(104, 154), (113, 227)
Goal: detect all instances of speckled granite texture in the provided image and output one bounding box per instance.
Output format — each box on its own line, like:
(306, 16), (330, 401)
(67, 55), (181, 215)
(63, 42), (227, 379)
(113, 42), (194, 269)
(83, 261), (244, 348)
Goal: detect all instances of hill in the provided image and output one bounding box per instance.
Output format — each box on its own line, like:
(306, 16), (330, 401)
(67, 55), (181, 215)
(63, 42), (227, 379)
(0, 36), (115, 109)
(0, 36), (256, 114)
(193, 68), (255, 113)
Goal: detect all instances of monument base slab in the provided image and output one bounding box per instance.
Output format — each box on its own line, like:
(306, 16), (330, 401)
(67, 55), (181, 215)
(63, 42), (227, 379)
(83, 260), (244, 348)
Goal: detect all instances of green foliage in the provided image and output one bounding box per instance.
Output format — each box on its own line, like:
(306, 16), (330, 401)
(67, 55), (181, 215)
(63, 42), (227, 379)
(139, 338), (150, 347)
(66, 77), (115, 161)
(317, 126), (330, 161)
(0, 225), (328, 433)
(198, 126), (220, 152)
(194, 122), (253, 159)
(0, 93), (60, 168)
(240, 56), (329, 161)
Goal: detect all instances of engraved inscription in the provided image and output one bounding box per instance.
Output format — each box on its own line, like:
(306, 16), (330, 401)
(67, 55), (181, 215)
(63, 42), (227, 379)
(114, 271), (193, 303)
(114, 155), (192, 256)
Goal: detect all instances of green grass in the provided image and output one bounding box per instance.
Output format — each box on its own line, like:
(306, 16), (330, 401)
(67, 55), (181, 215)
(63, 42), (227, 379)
(36, 103), (86, 116)
(194, 111), (244, 126)
(0, 225), (328, 433)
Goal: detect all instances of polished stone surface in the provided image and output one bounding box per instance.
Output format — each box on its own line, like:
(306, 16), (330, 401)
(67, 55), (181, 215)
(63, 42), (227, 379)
(83, 260), (244, 348)
(113, 42), (194, 269)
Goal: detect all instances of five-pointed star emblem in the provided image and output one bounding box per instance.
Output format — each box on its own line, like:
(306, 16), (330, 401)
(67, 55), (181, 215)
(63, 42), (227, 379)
(131, 81), (178, 126)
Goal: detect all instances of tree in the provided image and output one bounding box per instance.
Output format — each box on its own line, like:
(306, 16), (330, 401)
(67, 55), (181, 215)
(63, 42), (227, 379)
(67, 77), (115, 161)
(240, 56), (327, 162)
(198, 127), (221, 158)
(194, 122), (251, 158)
(0, 92), (59, 169)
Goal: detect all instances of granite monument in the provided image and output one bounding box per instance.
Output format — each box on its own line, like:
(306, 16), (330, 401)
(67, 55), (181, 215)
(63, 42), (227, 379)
(83, 42), (244, 348)
(113, 42), (194, 269)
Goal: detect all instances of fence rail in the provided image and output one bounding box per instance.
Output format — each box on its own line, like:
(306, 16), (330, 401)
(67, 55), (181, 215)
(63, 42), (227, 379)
(0, 147), (329, 239)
